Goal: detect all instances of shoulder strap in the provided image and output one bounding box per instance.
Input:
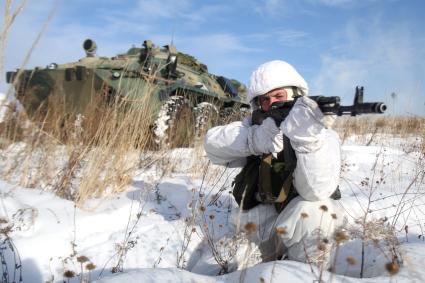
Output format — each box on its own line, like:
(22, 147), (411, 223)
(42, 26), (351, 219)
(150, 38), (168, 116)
(257, 135), (297, 204)
(278, 135), (296, 170)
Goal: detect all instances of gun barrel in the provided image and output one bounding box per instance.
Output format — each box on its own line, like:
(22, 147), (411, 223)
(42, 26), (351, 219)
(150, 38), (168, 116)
(339, 102), (387, 116)
(376, 103), (387, 113)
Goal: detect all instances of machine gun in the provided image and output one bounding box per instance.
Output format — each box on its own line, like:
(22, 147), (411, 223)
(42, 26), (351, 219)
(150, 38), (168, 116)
(252, 86), (387, 126)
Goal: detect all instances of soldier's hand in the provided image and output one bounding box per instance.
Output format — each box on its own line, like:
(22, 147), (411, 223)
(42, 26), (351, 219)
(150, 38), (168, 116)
(292, 96), (336, 128)
(280, 96), (326, 152)
(248, 117), (283, 155)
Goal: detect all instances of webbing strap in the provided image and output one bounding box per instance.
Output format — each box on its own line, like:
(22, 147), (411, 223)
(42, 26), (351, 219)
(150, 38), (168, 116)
(275, 174), (292, 203)
(258, 153), (292, 204)
(259, 154), (273, 197)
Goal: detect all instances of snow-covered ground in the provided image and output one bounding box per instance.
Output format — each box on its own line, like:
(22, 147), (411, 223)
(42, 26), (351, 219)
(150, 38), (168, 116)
(0, 134), (424, 283)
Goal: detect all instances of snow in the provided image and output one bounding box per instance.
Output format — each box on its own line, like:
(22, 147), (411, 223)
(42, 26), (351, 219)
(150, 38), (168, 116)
(0, 91), (23, 124)
(0, 92), (11, 123)
(153, 96), (181, 143)
(0, 133), (424, 282)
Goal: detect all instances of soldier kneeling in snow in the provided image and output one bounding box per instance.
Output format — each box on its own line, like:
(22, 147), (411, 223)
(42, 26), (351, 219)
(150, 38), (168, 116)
(203, 60), (344, 269)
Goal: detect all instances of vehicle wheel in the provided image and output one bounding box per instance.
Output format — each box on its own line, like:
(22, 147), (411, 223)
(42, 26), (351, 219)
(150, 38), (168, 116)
(194, 102), (219, 138)
(153, 96), (195, 148)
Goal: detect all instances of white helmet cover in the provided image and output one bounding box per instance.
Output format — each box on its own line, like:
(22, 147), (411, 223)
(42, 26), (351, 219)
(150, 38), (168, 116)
(247, 60), (309, 103)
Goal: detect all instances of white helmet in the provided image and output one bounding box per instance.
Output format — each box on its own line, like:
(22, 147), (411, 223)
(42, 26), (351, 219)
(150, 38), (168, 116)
(247, 60), (309, 104)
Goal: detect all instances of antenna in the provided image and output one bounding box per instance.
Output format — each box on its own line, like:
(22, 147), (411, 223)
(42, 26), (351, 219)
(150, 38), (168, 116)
(170, 3), (176, 46)
(171, 25), (175, 46)
(170, 17), (176, 45)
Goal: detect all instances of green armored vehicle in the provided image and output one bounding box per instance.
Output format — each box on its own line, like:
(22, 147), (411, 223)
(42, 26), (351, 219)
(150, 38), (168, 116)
(6, 39), (249, 145)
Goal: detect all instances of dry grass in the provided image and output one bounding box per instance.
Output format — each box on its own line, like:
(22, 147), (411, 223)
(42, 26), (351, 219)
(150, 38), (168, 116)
(2, 1), (423, 282)
(0, 78), (158, 205)
(0, 0), (236, 207)
(0, 0), (204, 206)
(4, 97), (422, 208)
(0, 0), (28, 87)
(0, 73), (219, 207)
(334, 116), (425, 144)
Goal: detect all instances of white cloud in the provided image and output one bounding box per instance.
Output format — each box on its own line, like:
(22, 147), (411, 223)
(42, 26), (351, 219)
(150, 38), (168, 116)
(139, 33), (259, 82)
(241, 29), (308, 48)
(306, 0), (398, 8)
(308, 0), (355, 7)
(274, 30), (308, 46)
(262, 0), (286, 15)
(248, 0), (293, 17)
(312, 18), (425, 115)
(135, 0), (192, 19)
(1, 0), (262, 88)
(182, 4), (230, 25)
(183, 33), (261, 53)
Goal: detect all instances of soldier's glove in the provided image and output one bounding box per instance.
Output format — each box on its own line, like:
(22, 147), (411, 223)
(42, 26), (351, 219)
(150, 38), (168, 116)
(280, 96), (326, 153)
(248, 117), (283, 155)
(322, 115), (336, 129)
(300, 96), (337, 128)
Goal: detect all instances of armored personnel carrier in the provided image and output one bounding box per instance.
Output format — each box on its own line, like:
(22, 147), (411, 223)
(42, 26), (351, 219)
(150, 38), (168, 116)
(6, 39), (249, 146)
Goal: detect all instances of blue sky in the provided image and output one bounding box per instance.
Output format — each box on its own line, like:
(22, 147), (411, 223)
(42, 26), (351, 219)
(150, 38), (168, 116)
(2, 0), (424, 115)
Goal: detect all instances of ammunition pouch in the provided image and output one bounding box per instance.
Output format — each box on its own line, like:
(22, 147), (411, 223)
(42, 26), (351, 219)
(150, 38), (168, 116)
(232, 136), (298, 212)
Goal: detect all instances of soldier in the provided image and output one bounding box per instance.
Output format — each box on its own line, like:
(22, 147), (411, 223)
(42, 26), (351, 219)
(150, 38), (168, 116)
(204, 60), (343, 268)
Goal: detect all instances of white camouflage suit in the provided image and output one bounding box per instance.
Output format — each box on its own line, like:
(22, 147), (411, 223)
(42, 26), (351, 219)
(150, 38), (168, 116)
(203, 60), (344, 268)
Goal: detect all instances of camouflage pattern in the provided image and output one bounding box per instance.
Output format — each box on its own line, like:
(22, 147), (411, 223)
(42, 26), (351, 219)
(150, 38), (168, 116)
(6, 39), (249, 120)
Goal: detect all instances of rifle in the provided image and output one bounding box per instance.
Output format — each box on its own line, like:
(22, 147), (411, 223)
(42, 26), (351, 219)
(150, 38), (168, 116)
(250, 86), (387, 198)
(252, 86), (387, 126)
